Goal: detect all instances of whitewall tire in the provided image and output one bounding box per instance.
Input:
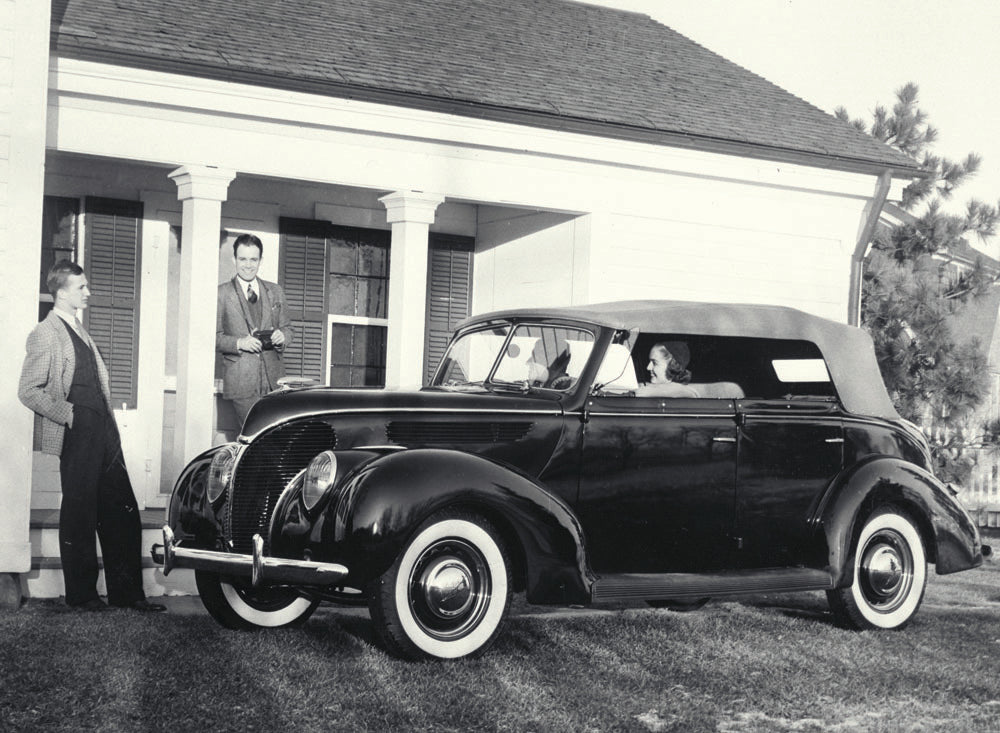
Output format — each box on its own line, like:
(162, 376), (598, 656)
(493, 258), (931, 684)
(195, 571), (319, 630)
(369, 511), (512, 660)
(828, 507), (927, 630)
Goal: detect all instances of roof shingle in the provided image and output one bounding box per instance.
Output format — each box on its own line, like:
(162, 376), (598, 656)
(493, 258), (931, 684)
(50, 0), (920, 174)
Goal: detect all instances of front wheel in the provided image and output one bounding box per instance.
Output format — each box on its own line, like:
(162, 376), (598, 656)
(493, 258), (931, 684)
(369, 511), (512, 660)
(827, 506), (927, 630)
(195, 571), (319, 630)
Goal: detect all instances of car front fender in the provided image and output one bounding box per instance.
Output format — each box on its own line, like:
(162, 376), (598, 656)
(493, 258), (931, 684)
(317, 448), (594, 604)
(817, 455), (983, 587)
(167, 444), (227, 544)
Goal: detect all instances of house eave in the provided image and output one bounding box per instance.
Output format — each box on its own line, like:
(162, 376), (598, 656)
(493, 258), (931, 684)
(52, 44), (925, 181)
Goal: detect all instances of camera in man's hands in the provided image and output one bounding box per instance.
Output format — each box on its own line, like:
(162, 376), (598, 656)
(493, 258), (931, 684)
(253, 329), (275, 351)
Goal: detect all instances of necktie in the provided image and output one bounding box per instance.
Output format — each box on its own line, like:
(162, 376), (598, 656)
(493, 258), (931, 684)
(74, 317), (84, 335)
(247, 284), (258, 304)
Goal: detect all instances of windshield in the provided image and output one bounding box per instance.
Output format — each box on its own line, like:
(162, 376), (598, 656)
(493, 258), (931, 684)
(432, 323), (596, 391)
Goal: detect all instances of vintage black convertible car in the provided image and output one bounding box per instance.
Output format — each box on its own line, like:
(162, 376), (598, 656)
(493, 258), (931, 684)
(153, 300), (989, 659)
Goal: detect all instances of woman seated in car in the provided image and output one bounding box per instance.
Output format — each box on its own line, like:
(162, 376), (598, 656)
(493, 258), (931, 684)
(635, 341), (698, 397)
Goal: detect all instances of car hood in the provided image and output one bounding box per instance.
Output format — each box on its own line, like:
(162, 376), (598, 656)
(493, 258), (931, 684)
(241, 385), (564, 440)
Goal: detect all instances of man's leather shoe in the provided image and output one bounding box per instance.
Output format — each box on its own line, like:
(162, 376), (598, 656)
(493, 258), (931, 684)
(116, 599), (167, 613)
(71, 599), (109, 612)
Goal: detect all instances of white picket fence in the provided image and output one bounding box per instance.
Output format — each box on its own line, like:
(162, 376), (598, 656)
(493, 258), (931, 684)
(923, 424), (1000, 528)
(957, 456), (1000, 528)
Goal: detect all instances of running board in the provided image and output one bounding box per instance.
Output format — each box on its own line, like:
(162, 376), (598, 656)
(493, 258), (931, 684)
(592, 567), (834, 603)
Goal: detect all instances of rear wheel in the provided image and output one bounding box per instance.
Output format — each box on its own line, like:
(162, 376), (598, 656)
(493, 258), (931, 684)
(195, 571), (319, 630)
(369, 511), (512, 660)
(827, 506), (927, 630)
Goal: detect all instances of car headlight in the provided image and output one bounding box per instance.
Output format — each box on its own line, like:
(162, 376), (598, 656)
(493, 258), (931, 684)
(207, 444), (239, 503)
(303, 450), (338, 511)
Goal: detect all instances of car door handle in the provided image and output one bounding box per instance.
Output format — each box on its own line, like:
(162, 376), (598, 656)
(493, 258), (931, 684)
(825, 437), (844, 443)
(712, 436), (736, 443)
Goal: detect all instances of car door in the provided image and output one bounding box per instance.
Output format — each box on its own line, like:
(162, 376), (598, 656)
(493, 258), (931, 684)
(734, 399), (844, 568)
(576, 394), (739, 574)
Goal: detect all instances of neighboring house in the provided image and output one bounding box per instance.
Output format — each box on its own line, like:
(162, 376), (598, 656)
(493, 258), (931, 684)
(1, 0), (921, 598)
(939, 282), (1000, 527)
(877, 203), (1000, 525)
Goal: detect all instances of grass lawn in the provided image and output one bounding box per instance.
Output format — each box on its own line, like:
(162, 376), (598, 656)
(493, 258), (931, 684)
(2, 552), (999, 732)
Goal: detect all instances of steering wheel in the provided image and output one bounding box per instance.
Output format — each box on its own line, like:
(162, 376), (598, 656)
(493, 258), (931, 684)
(548, 375), (575, 390)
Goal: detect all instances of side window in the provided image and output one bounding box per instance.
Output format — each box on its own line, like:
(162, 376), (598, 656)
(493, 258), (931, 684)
(629, 335), (833, 400)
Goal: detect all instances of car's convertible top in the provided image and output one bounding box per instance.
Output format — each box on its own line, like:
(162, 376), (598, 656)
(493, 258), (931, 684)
(459, 300), (899, 420)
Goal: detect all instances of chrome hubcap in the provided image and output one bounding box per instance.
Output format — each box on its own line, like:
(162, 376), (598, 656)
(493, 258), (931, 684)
(859, 529), (913, 613)
(408, 538), (491, 640)
(419, 558), (475, 619)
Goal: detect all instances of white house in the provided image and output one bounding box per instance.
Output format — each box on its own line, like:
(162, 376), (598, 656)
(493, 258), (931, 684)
(1, 0), (922, 602)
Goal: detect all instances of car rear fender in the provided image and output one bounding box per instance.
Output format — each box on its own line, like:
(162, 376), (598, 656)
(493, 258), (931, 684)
(817, 455), (982, 587)
(320, 448), (593, 604)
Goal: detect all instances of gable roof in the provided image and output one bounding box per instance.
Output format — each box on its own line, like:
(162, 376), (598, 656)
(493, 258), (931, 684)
(50, 0), (920, 176)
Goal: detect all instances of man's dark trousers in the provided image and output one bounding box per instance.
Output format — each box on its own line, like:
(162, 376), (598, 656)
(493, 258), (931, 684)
(59, 326), (144, 607)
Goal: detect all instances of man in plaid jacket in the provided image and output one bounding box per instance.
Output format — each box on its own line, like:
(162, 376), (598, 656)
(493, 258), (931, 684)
(18, 260), (164, 612)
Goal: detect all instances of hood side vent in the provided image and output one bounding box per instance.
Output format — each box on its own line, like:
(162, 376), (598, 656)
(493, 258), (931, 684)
(386, 421), (533, 445)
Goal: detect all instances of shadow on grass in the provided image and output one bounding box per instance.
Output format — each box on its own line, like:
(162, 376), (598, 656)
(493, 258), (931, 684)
(299, 610), (379, 654)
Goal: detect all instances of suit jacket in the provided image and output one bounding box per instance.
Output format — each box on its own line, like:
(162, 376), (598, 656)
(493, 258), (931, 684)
(18, 310), (114, 456)
(216, 276), (294, 399)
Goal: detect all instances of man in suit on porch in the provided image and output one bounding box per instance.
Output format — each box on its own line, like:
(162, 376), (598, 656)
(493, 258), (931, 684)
(18, 260), (164, 612)
(216, 233), (293, 424)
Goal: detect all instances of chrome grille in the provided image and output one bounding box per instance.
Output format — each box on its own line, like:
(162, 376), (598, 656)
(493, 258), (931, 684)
(227, 421), (336, 554)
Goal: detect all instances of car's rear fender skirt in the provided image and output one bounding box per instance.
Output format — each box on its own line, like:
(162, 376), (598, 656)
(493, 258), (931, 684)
(320, 448), (594, 604)
(817, 455), (983, 586)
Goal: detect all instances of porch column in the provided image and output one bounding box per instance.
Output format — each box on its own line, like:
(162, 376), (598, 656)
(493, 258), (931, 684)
(379, 191), (444, 387)
(0, 0), (52, 606)
(168, 165), (235, 463)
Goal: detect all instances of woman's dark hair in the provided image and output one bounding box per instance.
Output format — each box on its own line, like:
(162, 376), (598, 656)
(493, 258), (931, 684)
(652, 342), (692, 385)
(665, 357), (692, 385)
(232, 233), (263, 258)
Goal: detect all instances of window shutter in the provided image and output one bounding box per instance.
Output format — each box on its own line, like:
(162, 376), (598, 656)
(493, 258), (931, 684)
(279, 218), (329, 382)
(84, 197), (142, 408)
(424, 234), (474, 384)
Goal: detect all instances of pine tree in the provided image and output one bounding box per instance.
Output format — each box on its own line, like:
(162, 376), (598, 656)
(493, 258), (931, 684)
(837, 83), (1000, 483)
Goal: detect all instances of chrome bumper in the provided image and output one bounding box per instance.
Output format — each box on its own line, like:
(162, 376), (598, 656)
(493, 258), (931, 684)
(150, 525), (349, 588)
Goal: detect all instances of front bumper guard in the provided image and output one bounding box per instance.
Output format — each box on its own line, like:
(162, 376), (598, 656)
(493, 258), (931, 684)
(151, 525), (349, 588)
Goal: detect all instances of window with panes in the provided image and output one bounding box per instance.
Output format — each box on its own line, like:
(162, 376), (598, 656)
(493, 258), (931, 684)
(327, 225), (390, 386)
(279, 218), (472, 387)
